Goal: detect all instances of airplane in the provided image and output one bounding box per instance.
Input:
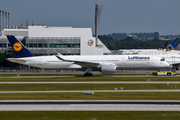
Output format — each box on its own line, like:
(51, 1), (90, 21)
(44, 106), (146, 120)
(119, 39), (179, 55)
(6, 35), (170, 76)
(165, 39), (179, 51)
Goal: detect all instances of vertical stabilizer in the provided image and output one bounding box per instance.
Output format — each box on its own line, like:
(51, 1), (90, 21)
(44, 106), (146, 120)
(158, 41), (168, 50)
(7, 35), (34, 58)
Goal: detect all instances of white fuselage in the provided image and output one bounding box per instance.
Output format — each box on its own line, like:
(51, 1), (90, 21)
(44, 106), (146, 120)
(8, 55), (170, 71)
(153, 55), (180, 65)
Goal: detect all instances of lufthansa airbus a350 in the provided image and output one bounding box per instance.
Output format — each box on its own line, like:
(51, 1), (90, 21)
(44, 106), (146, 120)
(7, 35), (170, 76)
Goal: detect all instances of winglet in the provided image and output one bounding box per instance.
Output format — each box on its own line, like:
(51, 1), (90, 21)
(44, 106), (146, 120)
(7, 35), (34, 58)
(55, 53), (74, 62)
(55, 53), (64, 61)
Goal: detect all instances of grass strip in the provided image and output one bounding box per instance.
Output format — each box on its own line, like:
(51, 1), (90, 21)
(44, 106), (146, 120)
(0, 76), (179, 82)
(0, 84), (179, 91)
(0, 92), (180, 100)
(0, 111), (180, 120)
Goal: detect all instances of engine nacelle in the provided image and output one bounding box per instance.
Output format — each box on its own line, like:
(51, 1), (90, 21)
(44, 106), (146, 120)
(100, 65), (116, 74)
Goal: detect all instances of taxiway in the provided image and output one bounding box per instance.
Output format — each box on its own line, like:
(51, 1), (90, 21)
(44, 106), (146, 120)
(0, 100), (180, 111)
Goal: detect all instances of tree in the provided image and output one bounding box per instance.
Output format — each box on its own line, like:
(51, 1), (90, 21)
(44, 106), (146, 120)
(0, 53), (19, 69)
(99, 35), (171, 50)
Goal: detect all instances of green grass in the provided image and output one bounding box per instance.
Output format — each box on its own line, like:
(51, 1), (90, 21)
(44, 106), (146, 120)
(0, 111), (180, 120)
(0, 83), (179, 91)
(0, 71), (179, 76)
(0, 92), (180, 100)
(0, 76), (179, 82)
(0, 74), (179, 100)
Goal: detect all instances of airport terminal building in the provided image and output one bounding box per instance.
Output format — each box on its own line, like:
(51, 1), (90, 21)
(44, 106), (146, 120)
(0, 25), (111, 55)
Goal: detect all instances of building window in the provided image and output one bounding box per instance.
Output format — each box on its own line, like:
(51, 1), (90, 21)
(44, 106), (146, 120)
(0, 44), (3, 47)
(28, 44), (33, 48)
(34, 44), (38, 47)
(76, 44), (80, 48)
(25, 37), (81, 55)
(39, 44), (43, 48)
(62, 44), (67, 48)
(3, 44), (6, 47)
(57, 44), (62, 48)
(67, 44), (71, 48)
(48, 44), (52, 48)
(72, 44), (76, 48)
(44, 44), (48, 48)
(53, 44), (58, 48)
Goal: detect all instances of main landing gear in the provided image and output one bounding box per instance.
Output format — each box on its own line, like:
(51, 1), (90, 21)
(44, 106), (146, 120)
(84, 72), (93, 77)
(84, 68), (93, 77)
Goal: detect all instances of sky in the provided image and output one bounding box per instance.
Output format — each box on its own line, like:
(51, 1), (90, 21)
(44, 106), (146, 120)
(1, 0), (180, 35)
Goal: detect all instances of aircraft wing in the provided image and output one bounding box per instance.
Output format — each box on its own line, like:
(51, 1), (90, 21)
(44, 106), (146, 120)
(55, 53), (99, 67)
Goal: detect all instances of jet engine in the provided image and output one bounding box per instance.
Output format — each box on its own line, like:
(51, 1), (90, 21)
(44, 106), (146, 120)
(100, 65), (116, 74)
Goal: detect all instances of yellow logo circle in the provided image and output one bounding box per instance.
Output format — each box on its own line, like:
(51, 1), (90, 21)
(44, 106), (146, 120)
(13, 42), (22, 52)
(88, 39), (94, 46)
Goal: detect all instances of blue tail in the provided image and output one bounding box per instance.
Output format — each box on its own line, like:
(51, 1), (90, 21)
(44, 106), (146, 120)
(165, 39), (179, 50)
(158, 41), (168, 50)
(170, 39), (177, 47)
(7, 35), (34, 58)
(166, 46), (172, 51)
(172, 42), (179, 49)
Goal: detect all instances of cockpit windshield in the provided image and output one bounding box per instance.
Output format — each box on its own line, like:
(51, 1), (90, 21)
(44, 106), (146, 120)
(160, 58), (165, 61)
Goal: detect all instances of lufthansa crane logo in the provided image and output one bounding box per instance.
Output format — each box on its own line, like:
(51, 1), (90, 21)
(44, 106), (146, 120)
(88, 39), (94, 46)
(13, 42), (22, 52)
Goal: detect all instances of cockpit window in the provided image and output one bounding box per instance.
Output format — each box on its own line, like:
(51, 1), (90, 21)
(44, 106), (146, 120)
(160, 58), (165, 61)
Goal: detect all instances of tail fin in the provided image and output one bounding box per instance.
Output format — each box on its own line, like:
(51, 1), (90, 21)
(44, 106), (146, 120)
(7, 35), (34, 58)
(158, 41), (168, 50)
(166, 46), (172, 51)
(170, 39), (177, 47)
(172, 42), (179, 49)
(165, 39), (178, 50)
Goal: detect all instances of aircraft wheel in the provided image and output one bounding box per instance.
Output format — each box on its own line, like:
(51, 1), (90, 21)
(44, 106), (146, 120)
(84, 73), (88, 76)
(167, 73), (171, 76)
(84, 73), (93, 77)
(89, 73), (93, 76)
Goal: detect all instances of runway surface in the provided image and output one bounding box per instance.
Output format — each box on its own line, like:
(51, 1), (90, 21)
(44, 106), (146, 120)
(0, 81), (180, 84)
(0, 100), (180, 111)
(1, 90), (180, 93)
